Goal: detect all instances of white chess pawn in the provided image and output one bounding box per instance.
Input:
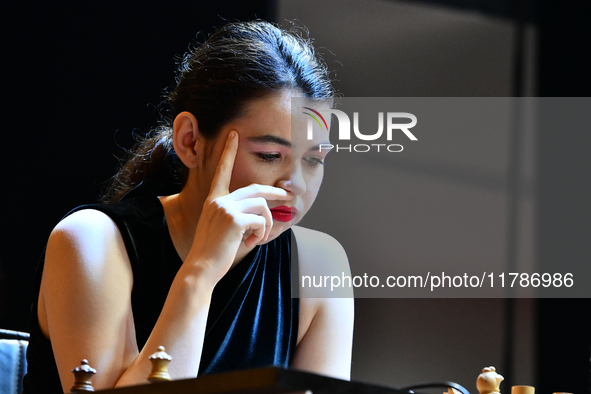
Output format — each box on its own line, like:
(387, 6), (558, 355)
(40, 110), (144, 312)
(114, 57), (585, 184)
(477, 366), (504, 394)
(148, 346), (172, 383)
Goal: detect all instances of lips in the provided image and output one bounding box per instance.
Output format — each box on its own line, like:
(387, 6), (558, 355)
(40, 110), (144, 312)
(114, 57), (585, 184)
(270, 205), (298, 222)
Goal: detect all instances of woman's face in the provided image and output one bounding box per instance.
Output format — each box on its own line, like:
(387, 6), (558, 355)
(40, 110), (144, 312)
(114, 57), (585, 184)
(204, 90), (331, 243)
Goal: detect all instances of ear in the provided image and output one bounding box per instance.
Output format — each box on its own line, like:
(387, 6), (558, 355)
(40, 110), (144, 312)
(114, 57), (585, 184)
(172, 111), (202, 169)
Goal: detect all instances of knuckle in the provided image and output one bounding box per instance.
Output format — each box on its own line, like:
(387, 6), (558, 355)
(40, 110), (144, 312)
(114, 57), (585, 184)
(208, 197), (233, 217)
(249, 183), (263, 193)
(207, 197), (223, 209)
(231, 215), (244, 228)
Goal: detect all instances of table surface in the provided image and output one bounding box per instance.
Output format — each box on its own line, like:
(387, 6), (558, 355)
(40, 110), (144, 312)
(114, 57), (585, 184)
(94, 367), (410, 394)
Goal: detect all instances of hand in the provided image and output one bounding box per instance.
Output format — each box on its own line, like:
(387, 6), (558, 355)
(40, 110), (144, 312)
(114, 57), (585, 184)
(186, 131), (290, 285)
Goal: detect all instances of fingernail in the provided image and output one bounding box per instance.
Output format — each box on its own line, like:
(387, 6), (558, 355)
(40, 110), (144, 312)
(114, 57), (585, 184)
(229, 131), (236, 139)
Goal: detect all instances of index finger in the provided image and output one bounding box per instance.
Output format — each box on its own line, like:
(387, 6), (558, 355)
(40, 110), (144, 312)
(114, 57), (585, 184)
(209, 130), (239, 199)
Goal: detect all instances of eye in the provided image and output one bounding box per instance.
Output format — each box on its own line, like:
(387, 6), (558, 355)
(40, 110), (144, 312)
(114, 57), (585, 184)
(304, 156), (324, 167)
(256, 152), (281, 163)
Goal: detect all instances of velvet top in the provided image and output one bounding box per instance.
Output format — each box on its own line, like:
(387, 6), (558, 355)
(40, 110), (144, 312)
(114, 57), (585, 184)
(23, 182), (299, 393)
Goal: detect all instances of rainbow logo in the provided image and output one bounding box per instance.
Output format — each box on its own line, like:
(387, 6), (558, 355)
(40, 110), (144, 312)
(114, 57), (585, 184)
(302, 107), (329, 134)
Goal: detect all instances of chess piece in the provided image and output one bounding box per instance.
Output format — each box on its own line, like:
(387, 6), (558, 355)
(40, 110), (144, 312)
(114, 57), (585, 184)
(477, 366), (504, 394)
(512, 385), (534, 394)
(148, 346), (172, 382)
(70, 359), (97, 392)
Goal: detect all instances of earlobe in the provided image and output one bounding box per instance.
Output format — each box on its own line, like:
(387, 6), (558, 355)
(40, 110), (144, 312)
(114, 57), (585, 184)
(172, 111), (201, 169)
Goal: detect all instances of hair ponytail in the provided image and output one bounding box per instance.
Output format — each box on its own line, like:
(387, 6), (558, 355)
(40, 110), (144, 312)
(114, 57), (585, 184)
(101, 125), (186, 203)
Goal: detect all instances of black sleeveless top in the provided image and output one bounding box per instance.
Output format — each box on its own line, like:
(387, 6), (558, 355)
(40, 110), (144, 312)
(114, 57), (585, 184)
(23, 182), (299, 393)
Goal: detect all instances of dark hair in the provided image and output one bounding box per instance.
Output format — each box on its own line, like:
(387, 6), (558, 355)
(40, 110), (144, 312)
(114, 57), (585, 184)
(101, 20), (335, 203)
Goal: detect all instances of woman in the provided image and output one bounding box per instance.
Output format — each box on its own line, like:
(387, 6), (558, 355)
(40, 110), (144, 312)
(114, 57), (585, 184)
(23, 20), (353, 392)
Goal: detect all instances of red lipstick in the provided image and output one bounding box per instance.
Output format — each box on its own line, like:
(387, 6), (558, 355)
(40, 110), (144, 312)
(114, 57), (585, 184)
(270, 206), (297, 222)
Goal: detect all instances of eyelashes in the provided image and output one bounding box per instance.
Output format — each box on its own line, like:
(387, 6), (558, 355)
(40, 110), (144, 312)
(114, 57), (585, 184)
(256, 153), (281, 163)
(304, 157), (324, 167)
(255, 153), (324, 167)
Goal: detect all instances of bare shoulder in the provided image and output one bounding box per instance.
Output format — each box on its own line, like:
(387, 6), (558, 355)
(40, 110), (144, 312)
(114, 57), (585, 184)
(44, 207), (133, 304)
(52, 208), (120, 239)
(49, 208), (129, 262)
(291, 226), (350, 277)
(44, 207), (133, 298)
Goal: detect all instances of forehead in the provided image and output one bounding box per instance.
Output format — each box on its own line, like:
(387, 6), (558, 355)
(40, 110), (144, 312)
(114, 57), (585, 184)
(239, 92), (291, 129)
(233, 91), (331, 143)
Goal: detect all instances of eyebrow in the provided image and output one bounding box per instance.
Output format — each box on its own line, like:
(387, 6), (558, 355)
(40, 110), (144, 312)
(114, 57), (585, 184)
(246, 134), (291, 147)
(246, 134), (331, 152)
(309, 143), (332, 152)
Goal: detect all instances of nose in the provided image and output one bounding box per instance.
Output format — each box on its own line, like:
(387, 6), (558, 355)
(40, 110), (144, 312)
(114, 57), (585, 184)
(277, 166), (306, 196)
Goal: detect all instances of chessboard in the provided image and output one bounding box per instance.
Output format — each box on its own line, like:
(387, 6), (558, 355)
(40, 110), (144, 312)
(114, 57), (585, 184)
(68, 348), (552, 394)
(94, 366), (407, 394)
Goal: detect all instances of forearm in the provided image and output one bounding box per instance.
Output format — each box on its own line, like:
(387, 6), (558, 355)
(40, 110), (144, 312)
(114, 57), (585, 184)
(114, 271), (215, 387)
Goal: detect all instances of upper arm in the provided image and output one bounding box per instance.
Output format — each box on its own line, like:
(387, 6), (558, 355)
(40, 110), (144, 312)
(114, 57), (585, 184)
(290, 227), (354, 380)
(40, 209), (137, 391)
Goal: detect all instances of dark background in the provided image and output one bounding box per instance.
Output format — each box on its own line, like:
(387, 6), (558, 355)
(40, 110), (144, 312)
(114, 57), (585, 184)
(1, 1), (590, 392)
(1, 0), (274, 327)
